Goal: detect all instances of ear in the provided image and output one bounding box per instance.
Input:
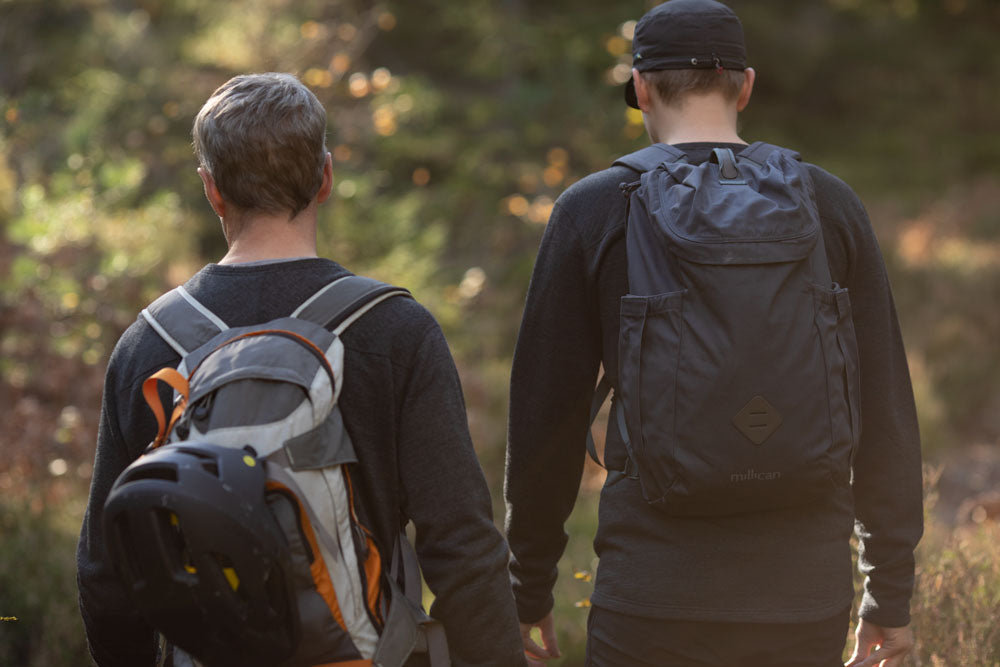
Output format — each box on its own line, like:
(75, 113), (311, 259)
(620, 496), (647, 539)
(632, 68), (655, 113)
(198, 167), (226, 218)
(736, 67), (755, 112)
(316, 152), (334, 204)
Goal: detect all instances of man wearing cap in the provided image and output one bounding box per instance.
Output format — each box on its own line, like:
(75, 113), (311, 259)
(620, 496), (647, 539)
(504, 1), (923, 666)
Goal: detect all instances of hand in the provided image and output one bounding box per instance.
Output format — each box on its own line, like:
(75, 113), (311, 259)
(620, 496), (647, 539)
(520, 612), (561, 667)
(844, 618), (914, 667)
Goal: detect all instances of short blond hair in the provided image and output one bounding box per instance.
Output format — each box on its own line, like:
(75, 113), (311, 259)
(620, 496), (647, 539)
(192, 73), (327, 218)
(642, 68), (744, 107)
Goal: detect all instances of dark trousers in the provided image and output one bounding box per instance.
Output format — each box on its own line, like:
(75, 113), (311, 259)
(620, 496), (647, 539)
(585, 605), (851, 667)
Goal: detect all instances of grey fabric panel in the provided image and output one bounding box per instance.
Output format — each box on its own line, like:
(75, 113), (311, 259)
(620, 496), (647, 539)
(265, 465), (344, 575)
(283, 406), (357, 470)
(371, 576), (421, 667)
(422, 622), (451, 667)
(144, 288), (226, 355)
(389, 532), (423, 606)
(191, 379), (306, 430)
(373, 576), (452, 667)
(295, 276), (406, 328)
(189, 364), (313, 407)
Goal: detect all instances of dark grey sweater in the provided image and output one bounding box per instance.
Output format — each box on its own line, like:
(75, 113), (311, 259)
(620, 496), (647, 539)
(505, 143), (923, 628)
(77, 259), (527, 667)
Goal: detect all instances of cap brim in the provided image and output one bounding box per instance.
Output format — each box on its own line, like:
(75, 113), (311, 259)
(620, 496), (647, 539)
(625, 76), (639, 109)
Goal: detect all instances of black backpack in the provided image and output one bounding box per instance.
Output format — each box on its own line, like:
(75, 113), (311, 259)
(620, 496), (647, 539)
(589, 142), (861, 516)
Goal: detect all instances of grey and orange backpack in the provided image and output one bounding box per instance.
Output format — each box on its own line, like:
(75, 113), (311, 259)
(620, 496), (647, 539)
(104, 275), (449, 667)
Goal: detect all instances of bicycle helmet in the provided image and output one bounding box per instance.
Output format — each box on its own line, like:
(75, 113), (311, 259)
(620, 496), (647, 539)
(103, 442), (299, 667)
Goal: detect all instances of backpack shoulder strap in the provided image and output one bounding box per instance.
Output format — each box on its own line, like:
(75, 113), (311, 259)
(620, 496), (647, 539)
(141, 286), (229, 357)
(613, 143), (687, 173)
(292, 275), (411, 335)
(738, 141), (801, 166)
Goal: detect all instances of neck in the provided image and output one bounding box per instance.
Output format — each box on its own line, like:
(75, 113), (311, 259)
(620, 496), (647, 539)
(218, 206), (319, 265)
(646, 93), (746, 146)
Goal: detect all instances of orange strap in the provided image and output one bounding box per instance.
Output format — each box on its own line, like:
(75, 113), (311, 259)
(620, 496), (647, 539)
(345, 469), (384, 624)
(142, 368), (190, 449)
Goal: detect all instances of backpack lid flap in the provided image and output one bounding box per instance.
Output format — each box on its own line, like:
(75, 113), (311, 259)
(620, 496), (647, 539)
(651, 150), (820, 265)
(185, 318), (338, 409)
(185, 318), (336, 378)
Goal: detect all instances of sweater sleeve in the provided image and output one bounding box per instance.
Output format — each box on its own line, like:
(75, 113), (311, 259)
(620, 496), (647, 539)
(76, 338), (159, 666)
(396, 323), (527, 667)
(504, 201), (603, 623)
(835, 197), (924, 628)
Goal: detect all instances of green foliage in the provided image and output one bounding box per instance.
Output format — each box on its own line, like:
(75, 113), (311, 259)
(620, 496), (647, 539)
(910, 468), (1000, 665)
(912, 521), (1000, 665)
(0, 491), (91, 667)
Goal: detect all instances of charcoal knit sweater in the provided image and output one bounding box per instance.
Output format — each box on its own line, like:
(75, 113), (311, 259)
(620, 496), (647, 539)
(77, 258), (527, 667)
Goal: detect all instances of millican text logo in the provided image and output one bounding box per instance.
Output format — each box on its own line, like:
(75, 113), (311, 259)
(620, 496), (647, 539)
(730, 468), (781, 483)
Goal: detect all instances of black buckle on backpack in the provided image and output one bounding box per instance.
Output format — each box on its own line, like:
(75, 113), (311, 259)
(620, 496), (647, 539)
(620, 180), (642, 197)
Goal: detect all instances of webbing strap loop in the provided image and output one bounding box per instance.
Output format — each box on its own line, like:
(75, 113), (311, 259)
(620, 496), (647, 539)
(587, 374), (637, 479)
(586, 374), (613, 468)
(142, 368), (190, 448)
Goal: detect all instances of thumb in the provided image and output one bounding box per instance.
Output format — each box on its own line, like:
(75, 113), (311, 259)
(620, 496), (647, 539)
(522, 633), (553, 660)
(540, 619), (561, 658)
(845, 627), (878, 666)
(846, 647), (890, 667)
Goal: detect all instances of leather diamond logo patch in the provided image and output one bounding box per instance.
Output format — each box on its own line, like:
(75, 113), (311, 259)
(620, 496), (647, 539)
(732, 395), (783, 445)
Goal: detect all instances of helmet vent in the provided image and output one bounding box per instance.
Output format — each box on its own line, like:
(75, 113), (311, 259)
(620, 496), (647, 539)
(154, 509), (197, 581)
(177, 446), (221, 477)
(124, 463), (177, 484)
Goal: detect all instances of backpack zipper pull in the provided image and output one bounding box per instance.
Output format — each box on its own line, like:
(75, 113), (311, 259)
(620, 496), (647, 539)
(620, 181), (641, 197)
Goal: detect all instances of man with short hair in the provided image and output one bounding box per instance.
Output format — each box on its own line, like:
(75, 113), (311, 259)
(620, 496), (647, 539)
(77, 72), (526, 666)
(504, 2), (923, 666)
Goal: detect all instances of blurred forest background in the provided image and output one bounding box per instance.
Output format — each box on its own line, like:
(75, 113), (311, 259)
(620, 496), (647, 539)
(1, 0), (999, 664)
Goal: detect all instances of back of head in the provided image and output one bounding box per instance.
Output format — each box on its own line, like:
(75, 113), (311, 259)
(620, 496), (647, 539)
(625, 0), (747, 108)
(193, 73), (327, 218)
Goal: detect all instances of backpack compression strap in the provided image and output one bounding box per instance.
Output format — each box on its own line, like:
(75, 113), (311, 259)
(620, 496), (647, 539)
(737, 141), (801, 167)
(586, 374), (633, 476)
(292, 275), (411, 334)
(613, 143), (688, 173)
(141, 286), (229, 357)
(382, 535), (451, 666)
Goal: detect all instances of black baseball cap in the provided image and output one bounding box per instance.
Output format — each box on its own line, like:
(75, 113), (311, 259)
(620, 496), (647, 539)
(625, 0), (747, 109)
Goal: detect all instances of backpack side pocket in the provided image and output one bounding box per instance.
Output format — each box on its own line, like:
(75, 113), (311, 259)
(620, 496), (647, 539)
(618, 290), (686, 504)
(810, 283), (860, 486)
